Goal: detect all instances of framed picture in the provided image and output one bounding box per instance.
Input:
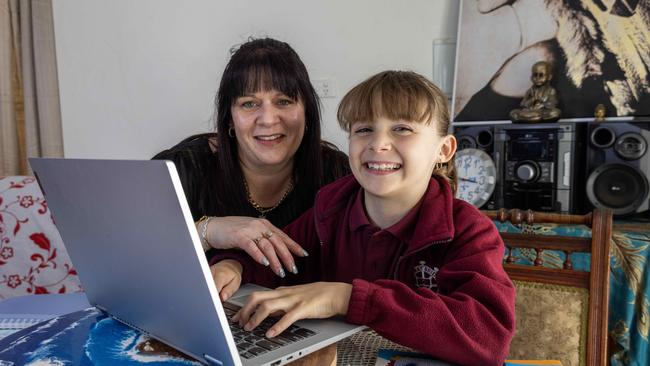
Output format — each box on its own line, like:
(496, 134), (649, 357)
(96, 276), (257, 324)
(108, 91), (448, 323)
(452, 0), (650, 123)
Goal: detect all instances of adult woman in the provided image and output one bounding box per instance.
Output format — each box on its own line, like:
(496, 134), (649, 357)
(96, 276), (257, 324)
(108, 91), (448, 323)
(154, 38), (350, 280)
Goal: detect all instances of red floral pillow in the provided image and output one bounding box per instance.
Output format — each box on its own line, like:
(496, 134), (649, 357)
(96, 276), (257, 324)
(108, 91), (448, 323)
(0, 176), (82, 299)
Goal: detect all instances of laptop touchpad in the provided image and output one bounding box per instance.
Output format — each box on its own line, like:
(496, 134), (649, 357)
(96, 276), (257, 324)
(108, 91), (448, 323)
(227, 283), (271, 307)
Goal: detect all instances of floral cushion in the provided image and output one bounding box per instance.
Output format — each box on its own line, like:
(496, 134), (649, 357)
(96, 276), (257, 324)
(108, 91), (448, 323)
(0, 176), (82, 299)
(508, 280), (588, 366)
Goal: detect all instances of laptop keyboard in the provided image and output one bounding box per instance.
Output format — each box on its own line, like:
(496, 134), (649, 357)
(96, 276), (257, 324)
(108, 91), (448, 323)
(223, 302), (318, 359)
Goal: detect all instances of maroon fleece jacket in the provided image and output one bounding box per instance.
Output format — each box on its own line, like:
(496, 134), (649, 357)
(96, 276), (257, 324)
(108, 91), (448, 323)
(212, 175), (515, 366)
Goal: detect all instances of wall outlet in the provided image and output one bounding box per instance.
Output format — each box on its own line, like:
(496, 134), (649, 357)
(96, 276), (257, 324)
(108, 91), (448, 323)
(313, 78), (336, 98)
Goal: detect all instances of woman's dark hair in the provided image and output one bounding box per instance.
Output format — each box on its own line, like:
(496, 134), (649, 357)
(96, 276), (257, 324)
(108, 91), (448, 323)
(214, 37), (324, 210)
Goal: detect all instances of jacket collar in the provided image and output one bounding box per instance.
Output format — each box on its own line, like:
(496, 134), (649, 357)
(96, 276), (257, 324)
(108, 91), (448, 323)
(348, 189), (368, 232)
(314, 175), (455, 252)
(347, 188), (423, 244)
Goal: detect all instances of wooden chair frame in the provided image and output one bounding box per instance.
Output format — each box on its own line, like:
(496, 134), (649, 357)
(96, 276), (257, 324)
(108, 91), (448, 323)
(483, 208), (613, 366)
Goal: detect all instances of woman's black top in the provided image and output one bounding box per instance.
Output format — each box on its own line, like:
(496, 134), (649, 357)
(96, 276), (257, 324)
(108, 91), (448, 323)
(152, 133), (351, 229)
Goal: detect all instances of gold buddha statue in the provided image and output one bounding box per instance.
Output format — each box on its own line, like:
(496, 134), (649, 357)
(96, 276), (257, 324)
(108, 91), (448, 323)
(510, 61), (562, 122)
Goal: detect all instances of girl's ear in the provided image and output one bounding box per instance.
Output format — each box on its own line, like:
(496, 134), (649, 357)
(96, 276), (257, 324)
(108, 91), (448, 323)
(438, 135), (457, 163)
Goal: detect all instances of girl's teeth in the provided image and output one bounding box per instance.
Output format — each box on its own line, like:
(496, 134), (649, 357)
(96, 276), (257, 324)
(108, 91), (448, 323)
(367, 163), (401, 171)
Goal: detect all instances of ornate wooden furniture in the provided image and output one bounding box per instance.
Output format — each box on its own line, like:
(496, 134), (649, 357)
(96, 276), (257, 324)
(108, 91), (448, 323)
(484, 208), (612, 366)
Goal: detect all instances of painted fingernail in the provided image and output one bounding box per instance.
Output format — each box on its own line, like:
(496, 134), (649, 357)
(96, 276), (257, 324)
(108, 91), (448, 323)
(278, 268), (286, 278)
(266, 329), (277, 338)
(302, 249), (309, 257)
(262, 257), (270, 266)
(291, 264), (298, 274)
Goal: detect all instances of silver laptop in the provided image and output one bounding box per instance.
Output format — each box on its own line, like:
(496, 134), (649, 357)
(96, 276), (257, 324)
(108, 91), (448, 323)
(29, 158), (364, 366)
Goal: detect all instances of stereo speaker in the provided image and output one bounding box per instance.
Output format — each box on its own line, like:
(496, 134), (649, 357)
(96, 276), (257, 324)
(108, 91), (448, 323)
(586, 122), (650, 216)
(455, 125), (495, 154)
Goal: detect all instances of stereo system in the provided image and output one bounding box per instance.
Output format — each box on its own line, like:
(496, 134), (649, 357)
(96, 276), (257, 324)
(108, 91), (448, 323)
(454, 122), (650, 217)
(454, 121), (650, 217)
(494, 123), (586, 213)
(454, 123), (585, 213)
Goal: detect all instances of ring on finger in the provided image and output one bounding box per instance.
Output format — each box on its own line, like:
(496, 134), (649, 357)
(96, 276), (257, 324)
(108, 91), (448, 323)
(262, 230), (273, 239)
(252, 236), (262, 245)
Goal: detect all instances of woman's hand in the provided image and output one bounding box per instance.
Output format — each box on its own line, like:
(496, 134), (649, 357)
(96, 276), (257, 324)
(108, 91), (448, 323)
(210, 259), (243, 302)
(205, 216), (307, 278)
(232, 282), (352, 338)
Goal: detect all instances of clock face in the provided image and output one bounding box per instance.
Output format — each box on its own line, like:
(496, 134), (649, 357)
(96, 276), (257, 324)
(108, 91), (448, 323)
(455, 148), (497, 208)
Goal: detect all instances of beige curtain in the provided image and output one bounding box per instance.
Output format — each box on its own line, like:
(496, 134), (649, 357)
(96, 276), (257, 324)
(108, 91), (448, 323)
(0, 0), (63, 176)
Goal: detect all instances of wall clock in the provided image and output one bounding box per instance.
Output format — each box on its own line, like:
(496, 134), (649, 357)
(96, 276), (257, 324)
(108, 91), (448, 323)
(455, 148), (497, 208)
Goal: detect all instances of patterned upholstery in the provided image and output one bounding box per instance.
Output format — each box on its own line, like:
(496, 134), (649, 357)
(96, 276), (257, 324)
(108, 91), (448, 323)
(509, 280), (588, 366)
(0, 176), (82, 299)
(485, 208), (612, 366)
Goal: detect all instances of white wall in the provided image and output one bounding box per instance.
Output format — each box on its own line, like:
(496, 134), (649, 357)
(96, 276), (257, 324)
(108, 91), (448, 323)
(52, 0), (459, 158)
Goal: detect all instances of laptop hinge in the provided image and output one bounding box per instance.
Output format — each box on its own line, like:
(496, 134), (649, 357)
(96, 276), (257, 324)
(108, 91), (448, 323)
(203, 354), (223, 366)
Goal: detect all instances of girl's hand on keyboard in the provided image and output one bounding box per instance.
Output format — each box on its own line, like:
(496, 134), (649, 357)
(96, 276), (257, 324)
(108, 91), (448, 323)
(232, 282), (352, 338)
(211, 259), (243, 301)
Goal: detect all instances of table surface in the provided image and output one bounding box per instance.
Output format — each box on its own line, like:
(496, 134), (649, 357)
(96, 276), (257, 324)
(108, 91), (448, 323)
(0, 294), (447, 366)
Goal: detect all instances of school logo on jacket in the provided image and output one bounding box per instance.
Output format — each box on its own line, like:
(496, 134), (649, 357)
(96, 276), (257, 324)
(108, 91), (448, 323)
(414, 261), (438, 290)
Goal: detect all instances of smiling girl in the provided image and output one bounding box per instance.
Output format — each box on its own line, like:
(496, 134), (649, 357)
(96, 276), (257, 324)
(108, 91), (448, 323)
(212, 71), (516, 366)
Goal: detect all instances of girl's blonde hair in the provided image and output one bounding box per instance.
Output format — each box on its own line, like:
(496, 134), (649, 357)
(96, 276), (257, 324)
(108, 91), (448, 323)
(337, 70), (457, 194)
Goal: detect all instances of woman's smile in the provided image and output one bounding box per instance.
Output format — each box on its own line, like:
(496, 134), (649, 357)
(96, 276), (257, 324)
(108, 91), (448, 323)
(254, 133), (285, 146)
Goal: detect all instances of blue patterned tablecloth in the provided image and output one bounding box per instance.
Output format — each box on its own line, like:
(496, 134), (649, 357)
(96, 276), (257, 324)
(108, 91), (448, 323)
(494, 221), (650, 366)
(0, 308), (201, 365)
